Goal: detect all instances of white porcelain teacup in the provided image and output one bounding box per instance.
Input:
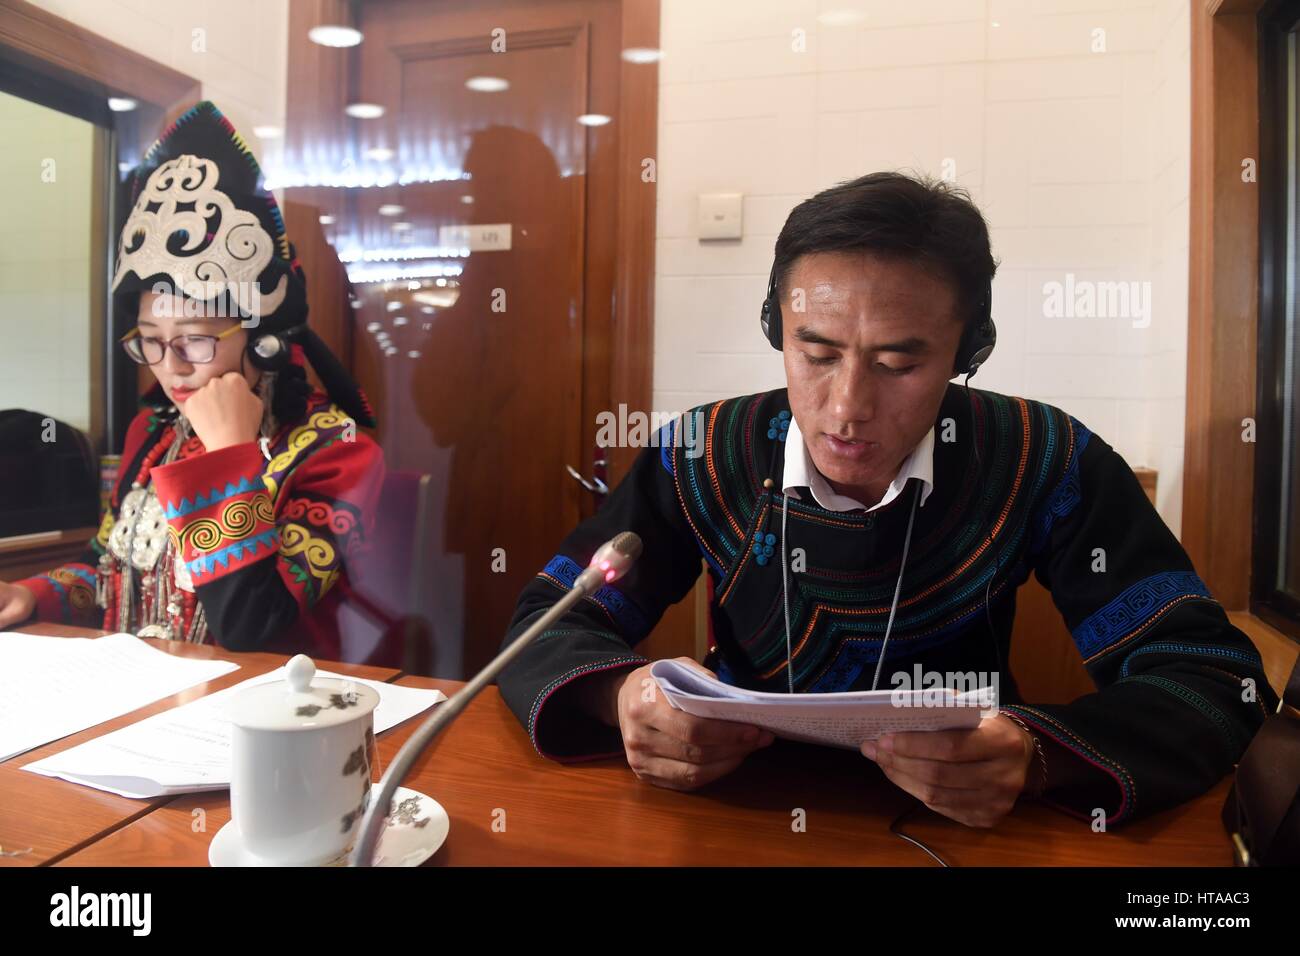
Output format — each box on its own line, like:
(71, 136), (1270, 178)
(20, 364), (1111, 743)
(226, 655), (380, 866)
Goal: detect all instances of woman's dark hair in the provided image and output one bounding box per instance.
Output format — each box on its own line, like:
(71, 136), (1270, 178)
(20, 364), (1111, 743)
(773, 170), (998, 326)
(270, 355), (311, 425)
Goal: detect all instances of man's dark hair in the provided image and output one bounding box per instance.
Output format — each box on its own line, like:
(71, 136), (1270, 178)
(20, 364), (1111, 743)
(773, 170), (998, 326)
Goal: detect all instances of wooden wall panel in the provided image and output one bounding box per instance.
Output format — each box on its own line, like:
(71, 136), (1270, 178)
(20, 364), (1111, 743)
(1183, 3), (1263, 610)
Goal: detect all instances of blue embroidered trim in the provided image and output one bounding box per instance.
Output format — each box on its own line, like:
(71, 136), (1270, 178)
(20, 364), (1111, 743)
(805, 628), (965, 692)
(1072, 570), (1212, 659)
(65, 566), (97, 591)
(187, 528), (280, 576)
(656, 417), (727, 578)
(1119, 641), (1262, 678)
(1029, 417), (1092, 556)
(659, 418), (675, 474)
(164, 475), (263, 519)
(541, 555), (652, 639)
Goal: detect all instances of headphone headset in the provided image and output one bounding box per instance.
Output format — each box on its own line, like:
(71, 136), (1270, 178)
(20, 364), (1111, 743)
(759, 260), (997, 378)
(245, 330), (294, 372)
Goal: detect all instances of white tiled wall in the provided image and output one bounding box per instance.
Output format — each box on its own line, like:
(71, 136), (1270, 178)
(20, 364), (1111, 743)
(653, 0), (1191, 536)
(27, 0), (289, 169)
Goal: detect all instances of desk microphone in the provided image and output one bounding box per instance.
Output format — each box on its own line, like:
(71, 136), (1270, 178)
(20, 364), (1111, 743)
(350, 531), (644, 866)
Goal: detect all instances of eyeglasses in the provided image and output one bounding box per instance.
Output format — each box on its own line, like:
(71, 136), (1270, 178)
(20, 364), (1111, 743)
(120, 324), (243, 365)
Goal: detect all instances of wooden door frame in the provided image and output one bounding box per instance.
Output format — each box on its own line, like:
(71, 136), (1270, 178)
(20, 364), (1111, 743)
(607, 0), (659, 484)
(1185, 0), (1268, 610)
(0, 0), (201, 124)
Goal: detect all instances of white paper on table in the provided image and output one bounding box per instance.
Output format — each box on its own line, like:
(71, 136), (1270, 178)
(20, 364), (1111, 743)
(22, 668), (447, 799)
(650, 659), (997, 750)
(0, 631), (241, 762)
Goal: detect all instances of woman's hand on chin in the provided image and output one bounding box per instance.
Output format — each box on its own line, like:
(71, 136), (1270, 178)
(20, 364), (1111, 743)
(182, 372), (265, 452)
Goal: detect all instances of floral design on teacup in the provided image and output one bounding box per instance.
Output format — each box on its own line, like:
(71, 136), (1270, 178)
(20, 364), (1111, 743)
(296, 691), (361, 718)
(342, 744), (368, 777)
(388, 795), (430, 829)
(341, 797), (367, 834)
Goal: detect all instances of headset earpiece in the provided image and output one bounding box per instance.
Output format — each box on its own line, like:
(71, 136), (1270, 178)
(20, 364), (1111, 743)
(760, 261), (783, 351)
(952, 278), (997, 379)
(247, 332), (290, 372)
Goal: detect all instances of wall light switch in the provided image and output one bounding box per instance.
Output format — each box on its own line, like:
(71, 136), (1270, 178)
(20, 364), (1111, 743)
(698, 192), (744, 240)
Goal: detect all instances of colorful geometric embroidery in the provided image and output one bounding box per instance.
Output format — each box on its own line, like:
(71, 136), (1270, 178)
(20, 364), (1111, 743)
(1002, 703), (1138, 823)
(1118, 641), (1262, 678)
(659, 418), (675, 474)
(37, 567), (97, 621)
(163, 475), (265, 519)
(185, 527), (279, 577)
(539, 554), (651, 639)
(177, 493), (275, 551)
(263, 407), (355, 501)
(1071, 571), (1212, 660)
(279, 521), (341, 603)
(1118, 673), (1247, 757)
(1029, 417), (1092, 556)
(281, 496), (362, 556)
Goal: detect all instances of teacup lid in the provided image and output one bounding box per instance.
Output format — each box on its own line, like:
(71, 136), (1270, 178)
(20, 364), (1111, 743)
(227, 655), (380, 731)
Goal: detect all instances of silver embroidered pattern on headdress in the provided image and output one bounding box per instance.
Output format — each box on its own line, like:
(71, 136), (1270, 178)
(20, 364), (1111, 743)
(112, 154), (287, 317)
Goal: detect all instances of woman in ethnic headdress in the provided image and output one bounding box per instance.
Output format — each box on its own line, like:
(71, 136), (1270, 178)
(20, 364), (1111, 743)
(0, 101), (385, 659)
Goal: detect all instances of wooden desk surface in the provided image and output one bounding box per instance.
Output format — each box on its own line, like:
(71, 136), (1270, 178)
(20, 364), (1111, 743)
(0, 624), (399, 867)
(55, 672), (1237, 867)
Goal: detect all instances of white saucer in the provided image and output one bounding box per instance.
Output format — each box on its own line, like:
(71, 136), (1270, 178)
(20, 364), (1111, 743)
(208, 787), (449, 867)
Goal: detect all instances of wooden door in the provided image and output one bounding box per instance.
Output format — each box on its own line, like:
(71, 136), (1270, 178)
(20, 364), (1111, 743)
(346, 0), (623, 676)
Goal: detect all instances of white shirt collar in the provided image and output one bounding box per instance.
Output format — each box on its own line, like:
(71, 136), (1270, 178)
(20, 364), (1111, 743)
(781, 415), (935, 513)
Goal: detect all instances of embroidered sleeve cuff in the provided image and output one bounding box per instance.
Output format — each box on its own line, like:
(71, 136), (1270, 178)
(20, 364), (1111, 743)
(529, 656), (648, 762)
(1000, 704), (1135, 827)
(17, 565), (99, 626)
(151, 442), (279, 587)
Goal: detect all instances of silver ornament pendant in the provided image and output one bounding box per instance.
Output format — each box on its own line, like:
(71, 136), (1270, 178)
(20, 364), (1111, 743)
(129, 492), (168, 572)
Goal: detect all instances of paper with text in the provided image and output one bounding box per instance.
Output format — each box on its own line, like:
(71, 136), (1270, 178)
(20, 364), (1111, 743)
(22, 668), (446, 798)
(650, 659), (996, 750)
(0, 631), (240, 762)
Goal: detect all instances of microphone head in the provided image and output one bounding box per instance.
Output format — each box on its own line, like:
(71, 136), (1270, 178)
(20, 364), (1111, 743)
(590, 532), (642, 583)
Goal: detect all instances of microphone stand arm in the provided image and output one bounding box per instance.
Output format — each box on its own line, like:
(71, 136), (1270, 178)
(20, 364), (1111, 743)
(350, 565), (607, 866)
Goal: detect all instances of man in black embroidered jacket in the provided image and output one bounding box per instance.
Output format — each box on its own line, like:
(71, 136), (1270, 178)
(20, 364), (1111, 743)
(495, 171), (1277, 829)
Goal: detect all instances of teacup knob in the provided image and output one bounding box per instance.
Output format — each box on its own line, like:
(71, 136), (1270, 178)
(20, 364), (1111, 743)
(285, 654), (316, 693)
